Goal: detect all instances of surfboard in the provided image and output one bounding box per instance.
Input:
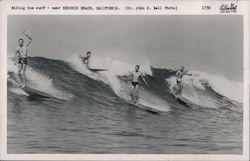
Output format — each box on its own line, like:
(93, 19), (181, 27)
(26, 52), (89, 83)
(8, 75), (46, 98)
(170, 86), (191, 107)
(22, 86), (58, 99)
(9, 88), (29, 96)
(175, 96), (189, 106)
(83, 61), (108, 72)
(137, 103), (161, 114)
(88, 68), (108, 72)
(128, 101), (161, 114)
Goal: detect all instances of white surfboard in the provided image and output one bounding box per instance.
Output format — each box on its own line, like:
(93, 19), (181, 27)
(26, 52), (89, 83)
(127, 101), (161, 114)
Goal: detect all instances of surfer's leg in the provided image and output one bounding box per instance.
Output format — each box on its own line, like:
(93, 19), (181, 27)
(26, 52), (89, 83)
(175, 83), (179, 95)
(175, 78), (181, 95)
(134, 85), (139, 103)
(174, 84), (178, 95)
(179, 82), (183, 95)
(131, 86), (135, 102)
(21, 64), (27, 88)
(86, 61), (90, 69)
(176, 81), (183, 95)
(131, 86), (138, 104)
(17, 63), (23, 86)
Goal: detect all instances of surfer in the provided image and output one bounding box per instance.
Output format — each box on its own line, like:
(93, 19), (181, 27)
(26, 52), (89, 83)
(174, 66), (192, 96)
(79, 51), (91, 69)
(79, 51), (108, 72)
(126, 65), (149, 104)
(14, 31), (32, 88)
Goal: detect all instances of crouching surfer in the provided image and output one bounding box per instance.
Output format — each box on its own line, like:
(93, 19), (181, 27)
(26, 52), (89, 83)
(79, 51), (91, 69)
(79, 51), (108, 72)
(174, 66), (192, 96)
(14, 31), (32, 88)
(125, 65), (149, 104)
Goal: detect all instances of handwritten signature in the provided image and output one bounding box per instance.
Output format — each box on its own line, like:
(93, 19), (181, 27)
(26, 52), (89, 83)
(220, 3), (237, 13)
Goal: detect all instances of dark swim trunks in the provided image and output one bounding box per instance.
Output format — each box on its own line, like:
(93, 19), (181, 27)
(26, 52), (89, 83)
(176, 78), (182, 84)
(131, 81), (139, 87)
(18, 58), (27, 65)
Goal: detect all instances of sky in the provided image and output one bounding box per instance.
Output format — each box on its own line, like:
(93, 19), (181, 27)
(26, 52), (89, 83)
(8, 15), (243, 81)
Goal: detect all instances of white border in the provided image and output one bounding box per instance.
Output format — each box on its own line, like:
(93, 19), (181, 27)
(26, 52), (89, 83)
(0, 0), (249, 160)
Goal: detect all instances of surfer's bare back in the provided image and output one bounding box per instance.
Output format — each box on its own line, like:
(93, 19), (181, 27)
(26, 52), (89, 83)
(15, 31), (32, 88)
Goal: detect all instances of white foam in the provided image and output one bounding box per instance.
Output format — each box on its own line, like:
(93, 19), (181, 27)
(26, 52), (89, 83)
(166, 70), (243, 104)
(189, 71), (243, 103)
(67, 54), (170, 112)
(67, 54), (152, 95)
(139, 90), (170, 112)
(7, 57), (72, 100)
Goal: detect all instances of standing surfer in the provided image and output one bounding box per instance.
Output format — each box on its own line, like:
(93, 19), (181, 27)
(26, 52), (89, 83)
(79, 51), (91, 69)
(126, 65), (149, 104)
(174, 66), (192, 96)
(14, 31), (32, 88)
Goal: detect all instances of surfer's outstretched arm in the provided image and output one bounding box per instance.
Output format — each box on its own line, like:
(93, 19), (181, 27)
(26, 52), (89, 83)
(176, 70), (180, 76)
(141, 74), (149, 87)
(125, 73), (133, 78)
(184, 71), (192, 76)
(23, 31), (32, 47)
(80, 56), (88, 64)
(14, 49), (19, 65)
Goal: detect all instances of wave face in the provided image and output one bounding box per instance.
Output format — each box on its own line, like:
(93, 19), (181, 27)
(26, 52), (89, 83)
(7, 56), (243, 154)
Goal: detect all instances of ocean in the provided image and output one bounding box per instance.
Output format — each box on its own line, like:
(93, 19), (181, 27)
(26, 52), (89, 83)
(7, 56), (243, 154)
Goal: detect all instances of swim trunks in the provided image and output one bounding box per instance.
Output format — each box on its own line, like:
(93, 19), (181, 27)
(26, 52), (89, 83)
(176, 78), (182, 84)
(18, 58), (27, 65)
(131, 81), (139, 87)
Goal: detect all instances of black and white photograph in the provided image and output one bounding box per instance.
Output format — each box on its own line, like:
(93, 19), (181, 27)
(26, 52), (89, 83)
(6, 15), (244, 154)
(0, 0), (249, 160)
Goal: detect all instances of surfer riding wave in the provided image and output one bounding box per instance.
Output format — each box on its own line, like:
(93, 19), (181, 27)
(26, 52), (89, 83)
(173, 66), (192, 96)
(124, 65), (149, 104)
(14, 31), (32, 88)
(79, 51), (91, 69)
(79, 51), (108, 72)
